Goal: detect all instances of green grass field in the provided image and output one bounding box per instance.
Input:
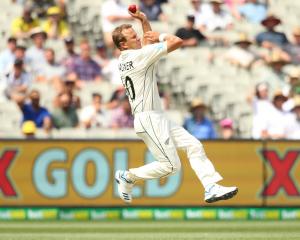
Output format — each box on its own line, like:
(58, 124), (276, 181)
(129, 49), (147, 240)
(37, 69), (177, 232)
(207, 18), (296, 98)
(0, 221), (300, 240)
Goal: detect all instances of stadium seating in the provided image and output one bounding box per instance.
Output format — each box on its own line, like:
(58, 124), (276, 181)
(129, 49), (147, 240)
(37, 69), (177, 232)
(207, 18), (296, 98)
(0, 0), (299, 139)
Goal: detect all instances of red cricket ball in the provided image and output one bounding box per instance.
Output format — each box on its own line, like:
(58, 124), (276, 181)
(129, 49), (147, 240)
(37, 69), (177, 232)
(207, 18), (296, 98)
(128, 4), (137, 13)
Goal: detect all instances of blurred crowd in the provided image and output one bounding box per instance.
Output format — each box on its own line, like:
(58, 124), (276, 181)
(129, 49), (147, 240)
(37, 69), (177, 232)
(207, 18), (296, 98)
(0, 0), (300, 140)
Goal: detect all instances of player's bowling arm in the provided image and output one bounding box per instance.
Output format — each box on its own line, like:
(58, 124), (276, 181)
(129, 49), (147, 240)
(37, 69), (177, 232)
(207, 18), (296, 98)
(162, 34), (183, 53)
(128, 10), (152, 45)
(141, 18), (153, 45)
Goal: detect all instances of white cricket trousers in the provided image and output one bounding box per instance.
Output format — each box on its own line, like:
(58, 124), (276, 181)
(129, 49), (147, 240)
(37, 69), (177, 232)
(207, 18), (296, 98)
(130, 111), (222, 187)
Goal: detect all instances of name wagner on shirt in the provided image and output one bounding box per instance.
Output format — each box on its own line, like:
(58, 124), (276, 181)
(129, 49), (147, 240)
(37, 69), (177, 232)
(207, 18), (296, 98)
(119, 61), (134, 72)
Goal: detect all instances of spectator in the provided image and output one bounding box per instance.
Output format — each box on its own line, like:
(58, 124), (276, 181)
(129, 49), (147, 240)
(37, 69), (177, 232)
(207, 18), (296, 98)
(5, 43), (28, 73)
(102, 48), (122, 86)
(175, 15), (206, 48)
(188, 0), (211, 31)
(0, 37), (17, 74)
(224, 0), (245, 19)
(60, 37), (79, 68)
(159, 85), (170, 110)
(11, 4), (40, 39)
(283, 27), (300, 65)
(139, 0), (167, 22)
(101, 0), (132, 47)
(262, 51), (289, 94)
(286, 96), (300, 139)
(248, 82), (273, 139)
(201, 0), (233, 32)
(62, 73), (81, 108)
(56, 0), (68, 20)
(256, 14), (289, 49)
(4, 41), (28, 73)
(28, 0), (56, 18)
(183, 98), (217, 139)
(21, 120), (36, 139)
(224, 33), (258, 69)
(238, 0), (267, 24)
(107, 87), (126, 109)
(219, 118), (235, 139)
(80, 93), (110, 128)
(36, 48), (66, 89)
(14, 44), (27, 62)
(93, 41), (110, 69)
(282, 68), (300, 112)
(53, 73), (81, 109)
(67, 40), (102, 82)
(260, 90), (291, 139)
(25, 27), (47, 76)
(16, 89), (52, 133)
(110, 96), (134, 128)
(52, 91), (79, 128)
(42, 6), (70, 39)
(3, 59), (31, 101)
(283, 68), (300, 98)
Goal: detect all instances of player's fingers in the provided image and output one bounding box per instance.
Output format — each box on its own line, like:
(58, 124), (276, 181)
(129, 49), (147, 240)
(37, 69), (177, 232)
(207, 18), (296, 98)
(144, 36), (153, 42)
(144, 32), (152, 37)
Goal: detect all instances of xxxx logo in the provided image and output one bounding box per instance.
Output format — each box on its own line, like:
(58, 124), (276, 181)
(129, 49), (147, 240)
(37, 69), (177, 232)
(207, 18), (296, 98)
(0, 149), (18, 197)
(260, 149), (300, 197)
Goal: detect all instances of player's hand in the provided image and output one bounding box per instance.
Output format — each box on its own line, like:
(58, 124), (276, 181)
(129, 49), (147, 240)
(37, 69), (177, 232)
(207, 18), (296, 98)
(128, 8), (147, 22)
(144, 31), (160, 43)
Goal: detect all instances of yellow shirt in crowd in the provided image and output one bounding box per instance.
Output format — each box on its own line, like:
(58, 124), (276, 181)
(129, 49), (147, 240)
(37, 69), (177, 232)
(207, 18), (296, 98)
(11, 17), (40, 36)
(42, 20), (70, 39)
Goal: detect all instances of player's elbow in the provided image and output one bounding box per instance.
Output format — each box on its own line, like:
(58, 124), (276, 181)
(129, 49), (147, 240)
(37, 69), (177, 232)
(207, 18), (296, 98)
(176, 37), (183, 47)
(172, 37), (183, 50)
(167, 37), (183, 53)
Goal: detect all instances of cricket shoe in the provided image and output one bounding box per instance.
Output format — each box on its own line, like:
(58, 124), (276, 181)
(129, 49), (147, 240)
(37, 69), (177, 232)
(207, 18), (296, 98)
(204, 184), (238, 203)
(115, 170), (134, 203)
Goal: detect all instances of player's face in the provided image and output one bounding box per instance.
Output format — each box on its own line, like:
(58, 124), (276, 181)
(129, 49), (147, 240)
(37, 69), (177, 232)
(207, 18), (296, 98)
(122, 28), (142, 50)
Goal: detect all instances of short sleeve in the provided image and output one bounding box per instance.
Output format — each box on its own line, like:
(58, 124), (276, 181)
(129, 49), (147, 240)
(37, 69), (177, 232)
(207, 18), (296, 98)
(175, 28), (184, 39)
(41, 108), (51, 118)
(59, 21), (70, 38)
(139, 42), (167, 66)
(255, 33), (263, 45)
(79, 107), (93, 122)
(210, 124), (217, 139)
(11, 18), (22, 35)
(21, 104), (30, 114)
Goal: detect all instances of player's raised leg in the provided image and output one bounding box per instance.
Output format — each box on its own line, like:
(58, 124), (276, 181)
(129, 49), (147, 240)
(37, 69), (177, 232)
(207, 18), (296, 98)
(115, 112), (181, 203)
(170, 123), (238, 203)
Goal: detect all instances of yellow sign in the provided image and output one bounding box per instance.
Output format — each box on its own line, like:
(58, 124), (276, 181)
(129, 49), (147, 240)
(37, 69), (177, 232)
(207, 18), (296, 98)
(0, 140), (299, 206)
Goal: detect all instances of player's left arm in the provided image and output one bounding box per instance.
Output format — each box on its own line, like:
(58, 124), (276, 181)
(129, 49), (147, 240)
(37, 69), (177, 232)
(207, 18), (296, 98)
(144, 32), (183, 53)
(128, 9), (152, 45)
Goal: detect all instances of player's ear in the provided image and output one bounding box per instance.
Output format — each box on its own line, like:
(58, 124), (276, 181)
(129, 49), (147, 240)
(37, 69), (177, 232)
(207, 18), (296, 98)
(120, 41), (127, 50)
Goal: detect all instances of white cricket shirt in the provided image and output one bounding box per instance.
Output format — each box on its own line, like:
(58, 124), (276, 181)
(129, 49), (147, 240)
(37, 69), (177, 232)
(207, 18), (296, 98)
(118, 42), (167, 114)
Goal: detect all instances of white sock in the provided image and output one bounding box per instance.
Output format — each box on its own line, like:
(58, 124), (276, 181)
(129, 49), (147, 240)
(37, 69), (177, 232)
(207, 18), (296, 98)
(205, 183), (216, 191)
(125, 171), (136, 183)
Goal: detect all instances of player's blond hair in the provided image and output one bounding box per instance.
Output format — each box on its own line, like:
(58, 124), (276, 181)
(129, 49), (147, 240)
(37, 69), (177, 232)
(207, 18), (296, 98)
(112, 24), (132, 50)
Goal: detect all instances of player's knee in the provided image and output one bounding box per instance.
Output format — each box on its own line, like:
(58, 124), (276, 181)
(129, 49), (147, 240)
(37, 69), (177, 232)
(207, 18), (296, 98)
(172, 160), (181, 173)
(187, 141), (206, 159)
(163, 160), (181, 175)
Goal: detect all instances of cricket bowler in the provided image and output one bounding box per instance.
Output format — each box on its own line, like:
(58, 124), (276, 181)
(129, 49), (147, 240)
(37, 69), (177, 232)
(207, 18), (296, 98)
(112, 8), (238, 204)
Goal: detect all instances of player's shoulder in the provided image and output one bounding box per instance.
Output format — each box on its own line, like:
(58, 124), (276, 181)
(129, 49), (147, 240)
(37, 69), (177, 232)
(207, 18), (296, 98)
(143, 42), (165, 50)
(120, 49), (144, 63)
